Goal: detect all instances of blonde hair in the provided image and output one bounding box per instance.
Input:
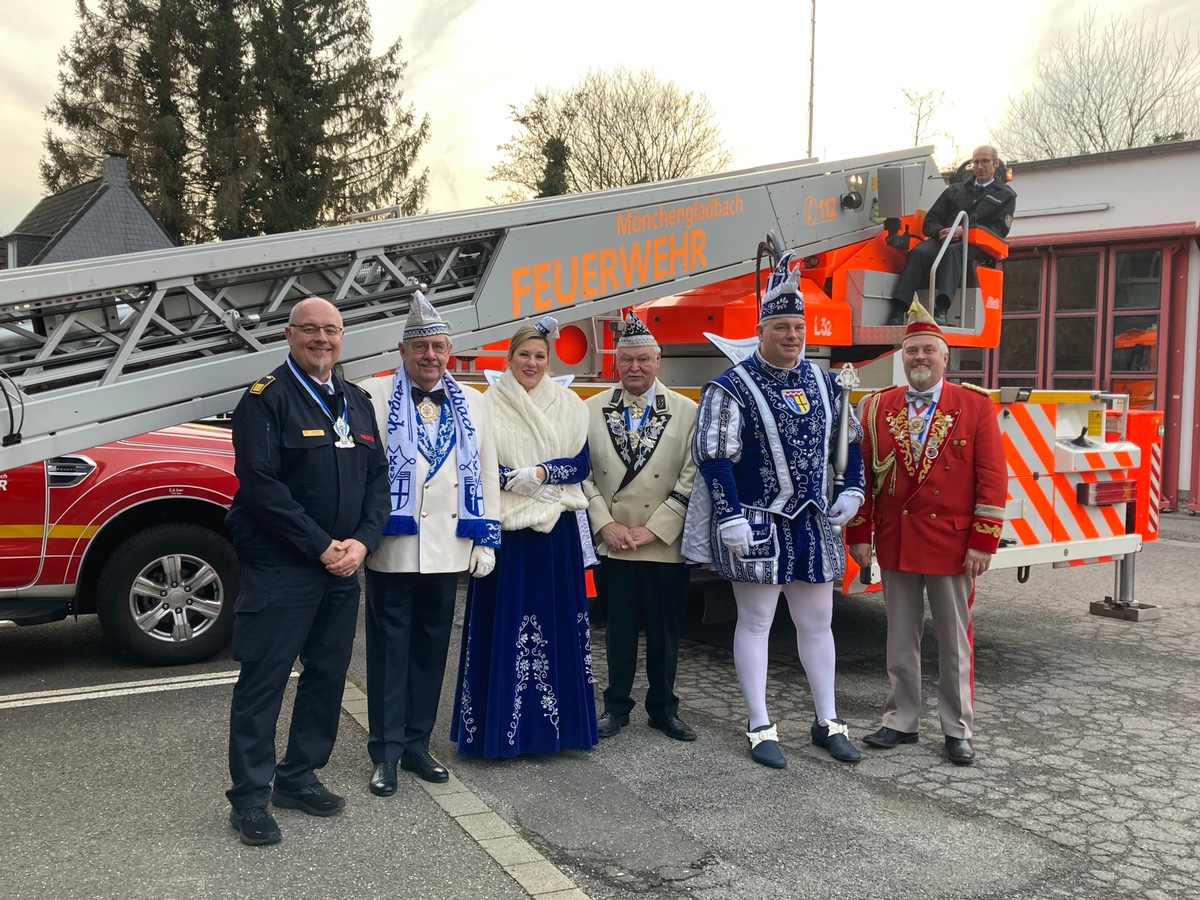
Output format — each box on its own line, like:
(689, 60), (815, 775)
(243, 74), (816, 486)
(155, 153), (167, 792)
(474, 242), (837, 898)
(506, 324), (551, 361)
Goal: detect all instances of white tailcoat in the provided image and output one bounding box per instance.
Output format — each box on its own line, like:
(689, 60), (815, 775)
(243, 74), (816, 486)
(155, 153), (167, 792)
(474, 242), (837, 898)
(362, 376), (500, 574)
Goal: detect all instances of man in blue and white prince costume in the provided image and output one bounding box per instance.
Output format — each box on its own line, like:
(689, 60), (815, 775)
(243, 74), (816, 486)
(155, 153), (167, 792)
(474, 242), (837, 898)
(683, 245), (866, 768)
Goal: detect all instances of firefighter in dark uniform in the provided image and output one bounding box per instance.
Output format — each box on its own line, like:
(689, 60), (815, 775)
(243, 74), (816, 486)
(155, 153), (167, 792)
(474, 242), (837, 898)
(224, 295), (389, 846)
(888, 144), (1017, 326)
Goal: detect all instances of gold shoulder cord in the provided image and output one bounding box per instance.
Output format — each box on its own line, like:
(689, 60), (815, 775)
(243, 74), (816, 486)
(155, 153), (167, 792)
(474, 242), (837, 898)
(866, 392), (897, 497)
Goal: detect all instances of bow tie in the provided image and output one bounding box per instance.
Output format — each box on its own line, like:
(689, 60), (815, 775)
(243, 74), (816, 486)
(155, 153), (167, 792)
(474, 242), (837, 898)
(906, 389), (935, 407)
(411, 387), (446, 406)
(625, 394), (650, 417)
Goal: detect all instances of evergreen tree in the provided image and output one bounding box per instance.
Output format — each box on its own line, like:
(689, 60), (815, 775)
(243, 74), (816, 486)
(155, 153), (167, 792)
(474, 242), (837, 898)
(41, 0), (429, 241)
(535, 137), (570, 198)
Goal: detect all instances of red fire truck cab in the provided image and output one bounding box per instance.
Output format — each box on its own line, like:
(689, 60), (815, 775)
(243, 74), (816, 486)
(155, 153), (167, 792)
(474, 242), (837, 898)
(0, 423), (238, 664)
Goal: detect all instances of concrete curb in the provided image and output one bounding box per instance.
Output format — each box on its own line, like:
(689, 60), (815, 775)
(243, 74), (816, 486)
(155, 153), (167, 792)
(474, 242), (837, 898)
(341, 680), (591, 900)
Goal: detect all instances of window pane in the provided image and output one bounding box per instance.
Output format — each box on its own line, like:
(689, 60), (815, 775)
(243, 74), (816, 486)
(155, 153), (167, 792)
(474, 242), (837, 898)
(950, 347), (985, 374)
(1056, 254), (1099, 311)
(1054, 316), (1096, 371)
(1114, 250), (1161, 309)
(1111, 377), (1156, 410)
(998, 318), (1038, 372)
(1053, 376), (1096, 391)
(997, 375), (1036, 388)
(1002, 257), (1041, 312)
(1111, 315), (1158, 372)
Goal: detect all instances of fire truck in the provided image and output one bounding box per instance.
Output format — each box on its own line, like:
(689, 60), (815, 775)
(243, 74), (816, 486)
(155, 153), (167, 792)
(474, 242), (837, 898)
(0, 146), (1162, 663)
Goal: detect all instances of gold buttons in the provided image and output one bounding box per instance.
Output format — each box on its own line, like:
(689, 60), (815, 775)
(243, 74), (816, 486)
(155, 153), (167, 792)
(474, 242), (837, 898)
(930, 513), (937, 519)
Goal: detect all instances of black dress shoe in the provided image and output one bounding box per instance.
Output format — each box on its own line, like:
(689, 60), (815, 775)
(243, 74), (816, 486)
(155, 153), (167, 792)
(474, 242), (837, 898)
(270, 780), (345, 817)
(945, 736), (976, 766)
(597, 711), (629, 739)
(229, 806), (282, 846)
(886, 304), (907, 326)
(649, 715), (697, 742)
(747, 723), (787, 769)
(810, 718), (860, 763)
(400, 750), (449, 784)
(369, 761), (397, 797)
(862, 726), (919, 749)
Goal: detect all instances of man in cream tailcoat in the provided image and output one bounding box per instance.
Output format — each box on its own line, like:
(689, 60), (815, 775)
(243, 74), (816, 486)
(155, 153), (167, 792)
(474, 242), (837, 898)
(583, 310), (699, 742)
(360, 291), (501, 793)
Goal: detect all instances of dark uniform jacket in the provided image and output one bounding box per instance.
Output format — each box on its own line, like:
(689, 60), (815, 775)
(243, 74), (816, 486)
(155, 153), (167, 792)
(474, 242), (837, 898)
(922, 176), (1017, 241)
(226, 359), (390, 566)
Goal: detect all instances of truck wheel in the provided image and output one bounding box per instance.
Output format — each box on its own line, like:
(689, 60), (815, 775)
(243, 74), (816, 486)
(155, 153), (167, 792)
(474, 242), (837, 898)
(95, 523), (238, 665)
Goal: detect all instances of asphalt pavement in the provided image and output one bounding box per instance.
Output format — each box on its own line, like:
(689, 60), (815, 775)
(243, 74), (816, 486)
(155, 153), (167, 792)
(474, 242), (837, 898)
(2, 512), (1199, 899)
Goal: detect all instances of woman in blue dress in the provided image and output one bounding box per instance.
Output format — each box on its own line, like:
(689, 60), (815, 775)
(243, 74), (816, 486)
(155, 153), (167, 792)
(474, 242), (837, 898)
(451, 316), (599, 757)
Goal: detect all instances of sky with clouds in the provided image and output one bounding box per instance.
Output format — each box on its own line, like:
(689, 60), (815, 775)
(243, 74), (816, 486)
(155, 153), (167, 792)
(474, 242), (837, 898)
(0, 0), (1195, 233)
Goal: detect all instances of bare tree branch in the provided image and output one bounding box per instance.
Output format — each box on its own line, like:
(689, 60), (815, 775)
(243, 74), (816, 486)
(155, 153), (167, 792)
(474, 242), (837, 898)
(993, 10), (1200, 161)
(488, 67), (732, 202)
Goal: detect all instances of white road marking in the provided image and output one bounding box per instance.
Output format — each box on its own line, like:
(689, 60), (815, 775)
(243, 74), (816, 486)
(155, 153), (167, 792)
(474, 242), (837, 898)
(0, 670), (297, 710)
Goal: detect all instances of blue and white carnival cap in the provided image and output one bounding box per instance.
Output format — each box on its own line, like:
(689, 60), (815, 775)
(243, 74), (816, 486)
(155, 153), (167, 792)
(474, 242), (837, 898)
(403, 290), (449, 340)
(758, 251), (804, 323)
(616, 309), (658, 349)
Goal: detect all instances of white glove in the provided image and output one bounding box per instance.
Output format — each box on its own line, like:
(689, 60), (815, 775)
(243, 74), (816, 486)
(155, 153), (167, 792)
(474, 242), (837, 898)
(505, 466), (543, 495)
(827, 493), (863, 527)
(718, 516), (753, 558)
(528, 483), (562, 504)
(468, 545), (495, 578)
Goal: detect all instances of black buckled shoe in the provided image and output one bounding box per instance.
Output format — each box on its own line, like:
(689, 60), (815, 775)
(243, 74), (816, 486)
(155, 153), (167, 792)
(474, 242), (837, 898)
(271, 780), (346, 817)
(229, 805), (282, 846)
(811, 718), (861, 763)
(862, 726), (919, 749)
(597, 711), (629, 739)
(945, 736), (976, 766)
(649, 715), (697, 742)
(369, 761), (397, 797)
(401, 750), (450, 784)
(934, 297), (951, 326)
(746, 723), (787, 769)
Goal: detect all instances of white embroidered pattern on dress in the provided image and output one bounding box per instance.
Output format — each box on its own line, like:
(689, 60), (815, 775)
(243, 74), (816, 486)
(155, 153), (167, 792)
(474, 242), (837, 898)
(507, 614), (560, 745)
(457, 629), (477, 744)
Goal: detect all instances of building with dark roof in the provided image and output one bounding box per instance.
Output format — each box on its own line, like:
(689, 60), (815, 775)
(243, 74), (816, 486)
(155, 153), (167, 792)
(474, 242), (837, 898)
(3, 155), (175, 269)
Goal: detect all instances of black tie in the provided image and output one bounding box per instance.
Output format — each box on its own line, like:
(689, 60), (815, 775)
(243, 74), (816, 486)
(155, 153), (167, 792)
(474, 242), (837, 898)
(411, 387), (446, 406)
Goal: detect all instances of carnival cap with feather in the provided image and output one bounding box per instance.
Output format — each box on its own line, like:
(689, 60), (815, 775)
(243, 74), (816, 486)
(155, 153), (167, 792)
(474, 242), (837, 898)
(758, 250), (805, 322)
(616, 309), (659, 349)
(402, 289), (449, 340)
(902, 298), (943, 341)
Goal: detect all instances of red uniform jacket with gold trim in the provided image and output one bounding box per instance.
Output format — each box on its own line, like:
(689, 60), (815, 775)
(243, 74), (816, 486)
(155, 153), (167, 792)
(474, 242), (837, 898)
(845, 382), (1006, 576)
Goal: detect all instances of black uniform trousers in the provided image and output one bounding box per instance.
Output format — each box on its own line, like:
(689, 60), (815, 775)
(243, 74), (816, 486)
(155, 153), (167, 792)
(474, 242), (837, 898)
(891, 238), (983, 311)
(226, 562), (359, 810)
(364, 569), (457, 763)
(597, 557), (689, 721)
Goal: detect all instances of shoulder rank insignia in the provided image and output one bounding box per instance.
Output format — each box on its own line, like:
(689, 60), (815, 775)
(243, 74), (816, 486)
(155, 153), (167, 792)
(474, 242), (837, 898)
(248, 375), (275, 395)
(960, 382), (992, 396)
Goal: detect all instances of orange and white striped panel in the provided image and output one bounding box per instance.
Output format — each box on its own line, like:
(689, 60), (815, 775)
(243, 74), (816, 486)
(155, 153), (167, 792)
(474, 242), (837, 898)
(1052, 555), (1116, 569)
(1052, 470), (1130, 542)
(1149, 443), (1162, 534)
(1002, 475), (1056, 547)
(1053, 443), (1140, 473)
(999, 402), (1056, 479)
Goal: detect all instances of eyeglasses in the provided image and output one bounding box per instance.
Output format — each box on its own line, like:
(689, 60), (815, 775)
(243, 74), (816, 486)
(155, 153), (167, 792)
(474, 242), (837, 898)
(289, 323), (344, 337)
(971, 158), (997, 166)
(408, 340), (451, 355)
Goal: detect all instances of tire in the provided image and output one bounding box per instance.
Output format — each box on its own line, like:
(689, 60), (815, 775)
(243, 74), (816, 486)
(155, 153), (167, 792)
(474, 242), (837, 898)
(95, 523), (238, 665)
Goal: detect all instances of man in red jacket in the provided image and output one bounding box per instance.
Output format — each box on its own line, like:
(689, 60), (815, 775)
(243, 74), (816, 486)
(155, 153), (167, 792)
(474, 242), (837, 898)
(847, 302), (1006, 765)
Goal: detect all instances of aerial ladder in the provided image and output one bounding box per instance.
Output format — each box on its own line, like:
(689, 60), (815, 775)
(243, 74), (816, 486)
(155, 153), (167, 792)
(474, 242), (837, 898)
(0, 146), (980, 470)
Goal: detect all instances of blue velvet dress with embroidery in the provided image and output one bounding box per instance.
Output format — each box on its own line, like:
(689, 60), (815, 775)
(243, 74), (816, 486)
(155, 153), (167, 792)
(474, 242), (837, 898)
(450, 446), (599, 758)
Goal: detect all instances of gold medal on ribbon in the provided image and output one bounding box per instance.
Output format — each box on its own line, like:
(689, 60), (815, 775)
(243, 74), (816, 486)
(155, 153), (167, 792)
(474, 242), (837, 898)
(907, 416), (925, 435)
(417, 397), (440, 424)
